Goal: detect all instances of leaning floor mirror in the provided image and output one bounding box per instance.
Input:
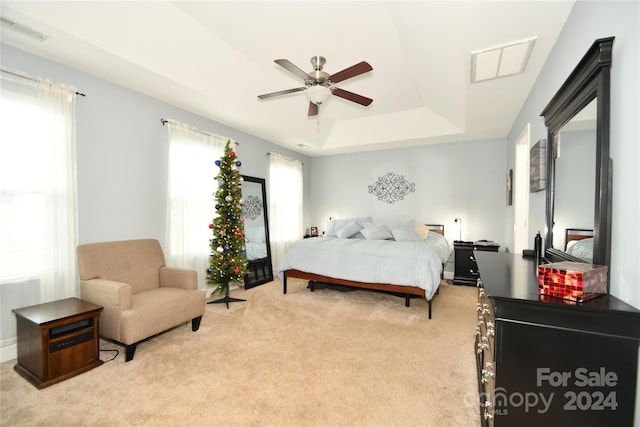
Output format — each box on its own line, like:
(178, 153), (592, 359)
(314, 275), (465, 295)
(241, 175), (274, 288)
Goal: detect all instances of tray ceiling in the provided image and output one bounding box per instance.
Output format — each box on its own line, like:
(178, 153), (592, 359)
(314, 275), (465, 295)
(0, 1), (575, 156)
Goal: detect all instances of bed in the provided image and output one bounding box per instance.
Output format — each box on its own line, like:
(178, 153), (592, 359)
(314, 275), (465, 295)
(278, 220), (451, 319)
(565, 228), (594, 263)
(244, 226), (270, 279)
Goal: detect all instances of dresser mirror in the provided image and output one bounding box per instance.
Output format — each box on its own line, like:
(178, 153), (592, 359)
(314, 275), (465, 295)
(541, 37), (613, 278)
(241, 175), (273, 289)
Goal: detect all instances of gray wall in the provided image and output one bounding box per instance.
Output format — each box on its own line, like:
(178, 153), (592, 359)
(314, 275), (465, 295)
(310, 138), (507, 245)
(506, 1), (639, 307)
(1, 44), (311, 246)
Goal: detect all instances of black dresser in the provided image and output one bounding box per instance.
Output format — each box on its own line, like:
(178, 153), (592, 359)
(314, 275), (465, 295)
(474, 251), (640, 426)
(453, 241), (500, 286)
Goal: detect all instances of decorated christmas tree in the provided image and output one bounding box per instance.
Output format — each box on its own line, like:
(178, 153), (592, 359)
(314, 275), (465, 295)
(206, 141), (248, 307)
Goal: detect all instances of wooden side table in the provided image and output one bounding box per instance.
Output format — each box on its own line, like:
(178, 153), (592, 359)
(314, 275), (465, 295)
(12, 297), (103, 388)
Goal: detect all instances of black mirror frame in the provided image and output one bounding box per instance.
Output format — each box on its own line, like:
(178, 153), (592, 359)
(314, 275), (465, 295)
(241, 175), (274, 289)
(541, 37), (613, 281)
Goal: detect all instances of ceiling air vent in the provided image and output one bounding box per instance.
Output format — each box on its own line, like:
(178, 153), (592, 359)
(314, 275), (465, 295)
(471, 37), (536, 83)
(1, 16), (49, 42)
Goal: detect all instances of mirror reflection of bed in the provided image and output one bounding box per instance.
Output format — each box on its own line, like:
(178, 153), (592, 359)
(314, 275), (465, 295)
(241, 175), (273, 289)
(564, 228), (594, 263)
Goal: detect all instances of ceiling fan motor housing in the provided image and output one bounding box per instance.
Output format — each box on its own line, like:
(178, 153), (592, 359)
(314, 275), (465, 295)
(308, 56), (330, 85)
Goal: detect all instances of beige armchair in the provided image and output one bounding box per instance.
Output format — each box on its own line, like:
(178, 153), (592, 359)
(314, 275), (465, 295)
(77, 239), (205, 362)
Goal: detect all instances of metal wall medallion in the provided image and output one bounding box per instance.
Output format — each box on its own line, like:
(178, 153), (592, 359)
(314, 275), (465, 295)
(368, 172), (415, 204)
(243, 194), (263, 220)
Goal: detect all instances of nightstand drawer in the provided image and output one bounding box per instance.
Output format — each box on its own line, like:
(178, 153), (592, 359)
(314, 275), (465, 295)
(453, 242), (499, 286)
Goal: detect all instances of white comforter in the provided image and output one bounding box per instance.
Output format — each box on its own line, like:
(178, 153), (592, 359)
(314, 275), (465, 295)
(277, 233), (450, 300)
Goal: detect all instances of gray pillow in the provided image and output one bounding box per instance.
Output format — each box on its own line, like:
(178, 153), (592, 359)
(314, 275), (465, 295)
(325, 216), (373, 238)
(361, 225), (393, 240)
(336, 221), (364, 239)
(390, 227), (422, 242)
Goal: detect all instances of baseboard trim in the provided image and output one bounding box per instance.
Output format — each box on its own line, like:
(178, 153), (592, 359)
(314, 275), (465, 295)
(1, 343), (17, 363)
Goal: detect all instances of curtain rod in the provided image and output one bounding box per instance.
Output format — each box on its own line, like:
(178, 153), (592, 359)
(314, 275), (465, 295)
(160, 118), (238, 145)
(1, 68), (86, 97)
(267, 152), (303, 166)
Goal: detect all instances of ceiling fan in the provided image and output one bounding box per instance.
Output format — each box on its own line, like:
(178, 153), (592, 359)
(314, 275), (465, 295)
(257, 56), (373, 116)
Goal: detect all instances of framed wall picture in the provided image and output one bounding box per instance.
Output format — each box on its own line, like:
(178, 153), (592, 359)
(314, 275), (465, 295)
(507, 169), (513, 206)
(530, 139), (547, 192)
(310, 226), (318, 236)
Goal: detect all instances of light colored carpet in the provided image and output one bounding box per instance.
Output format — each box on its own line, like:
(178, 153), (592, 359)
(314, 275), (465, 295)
(1, 279), (480, 426)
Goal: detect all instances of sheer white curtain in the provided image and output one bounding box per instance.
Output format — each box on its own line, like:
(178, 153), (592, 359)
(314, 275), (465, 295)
(165, 119), (229, 288)
(269, 153), (303, 270)
(0, 69), (78, 355)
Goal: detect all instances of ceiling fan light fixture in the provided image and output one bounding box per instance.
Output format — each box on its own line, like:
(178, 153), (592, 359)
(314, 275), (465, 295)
(306, 85), (331, 105)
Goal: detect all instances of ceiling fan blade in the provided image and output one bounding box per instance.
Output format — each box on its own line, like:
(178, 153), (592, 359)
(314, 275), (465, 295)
(308, 101), (319, 117)
(274, 59), (310, 81)
(258, 87), (306, 100)
(331, 88), (373, 106)
(329, 61), (373, 83)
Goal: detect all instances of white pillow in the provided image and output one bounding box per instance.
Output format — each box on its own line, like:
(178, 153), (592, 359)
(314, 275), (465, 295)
(325, 217), (372, 237)
(390, 227), (423, 242)
(361, 225), (393, 240)
(336, 221), (364, 239)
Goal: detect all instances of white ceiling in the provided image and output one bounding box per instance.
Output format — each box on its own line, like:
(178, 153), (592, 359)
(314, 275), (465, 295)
(1, 1), (575, 156)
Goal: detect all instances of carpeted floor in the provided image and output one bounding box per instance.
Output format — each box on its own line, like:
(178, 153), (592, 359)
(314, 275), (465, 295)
(1, 278), (480, 426)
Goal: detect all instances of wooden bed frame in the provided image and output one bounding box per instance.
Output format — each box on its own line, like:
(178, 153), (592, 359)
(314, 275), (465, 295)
(282, 224), (445, 319)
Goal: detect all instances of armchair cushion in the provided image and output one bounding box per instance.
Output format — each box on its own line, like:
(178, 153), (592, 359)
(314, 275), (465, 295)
(77, 239), (205, 360)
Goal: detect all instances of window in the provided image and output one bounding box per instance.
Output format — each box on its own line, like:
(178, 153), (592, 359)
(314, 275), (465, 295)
(164, 119), (228, 288)
(0, 70), (78, 297)
(268, 153), (303, 269)
(0, 69), (78, 350)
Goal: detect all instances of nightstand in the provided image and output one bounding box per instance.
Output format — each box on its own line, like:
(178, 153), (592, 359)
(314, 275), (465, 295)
(453, 241), (499, 286)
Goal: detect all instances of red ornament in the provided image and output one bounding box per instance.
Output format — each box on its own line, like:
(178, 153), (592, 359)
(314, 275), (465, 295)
(236, 230), (243, 237)
(209, 223), (214, 229)
(234, 267), (240, 274)
(230, 151), (236, 158)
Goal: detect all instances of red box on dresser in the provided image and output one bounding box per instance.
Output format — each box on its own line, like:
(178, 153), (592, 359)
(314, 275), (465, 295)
(537, 261), (608, 302)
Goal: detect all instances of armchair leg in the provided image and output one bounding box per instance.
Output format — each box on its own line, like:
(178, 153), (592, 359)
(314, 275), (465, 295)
(125, 344), (137, 362)
(192, 316), (202, 332)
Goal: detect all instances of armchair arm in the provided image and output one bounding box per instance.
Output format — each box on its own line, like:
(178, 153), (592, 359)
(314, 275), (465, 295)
(80, 279), (132, 341)
(159, 266), (197, 290)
